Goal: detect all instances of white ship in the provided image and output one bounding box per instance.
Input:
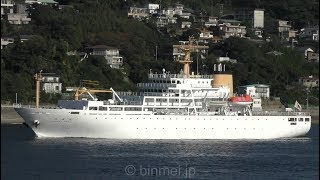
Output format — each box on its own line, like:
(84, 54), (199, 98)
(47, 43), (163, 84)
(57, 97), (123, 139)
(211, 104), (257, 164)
(15, 39), (311, 139)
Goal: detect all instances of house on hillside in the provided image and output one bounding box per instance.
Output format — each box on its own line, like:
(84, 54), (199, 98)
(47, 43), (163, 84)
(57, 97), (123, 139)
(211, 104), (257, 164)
(42, 75), (62, 94)
(307, 51), (319, 62)
(299, 75), (319, 88)
(1, 0), (14, 18)
(1, 36), (14, 49)
(204, 16), (218, 27)
(7, 13), (31, 24)
(219, 23), (246, 39)
(299, 26), (319, 41)
(25, 0), (58, 5)
(199, 29), (213, 44)
(146, 3), (159, 14)
(86, 45), (123, 69)
(128, 7), (149, 20)
(238, 84), (270, 99)
(181, 21), (191, 29)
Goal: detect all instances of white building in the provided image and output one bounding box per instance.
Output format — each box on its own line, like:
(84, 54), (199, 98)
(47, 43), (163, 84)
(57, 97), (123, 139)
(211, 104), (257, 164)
(1, 36), (14, 49)
(87, 45), (123, 69)
(204, 16), (218, 27)
(146, 3), (159, 14)
(42, 76), (62, 94)
(238, 84), (270, 99)
(219, 23), (246, 39)
(1, 0), (14, 18)
(234, 8), (264, 28)
(128, 7), (149, 20)
(199, 29), (213, 44)
(216, 57), (237, 63)
(7, 13), (31, 24)
(253, 9), (264, 28)
(299, 76), (319, 88)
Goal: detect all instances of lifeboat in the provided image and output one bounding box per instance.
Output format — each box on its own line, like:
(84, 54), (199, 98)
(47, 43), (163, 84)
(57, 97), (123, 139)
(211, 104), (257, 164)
(229, 95), (253, 105)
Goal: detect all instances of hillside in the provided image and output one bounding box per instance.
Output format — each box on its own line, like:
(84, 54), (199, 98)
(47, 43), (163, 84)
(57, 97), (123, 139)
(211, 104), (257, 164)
(1, 0), (319, 106)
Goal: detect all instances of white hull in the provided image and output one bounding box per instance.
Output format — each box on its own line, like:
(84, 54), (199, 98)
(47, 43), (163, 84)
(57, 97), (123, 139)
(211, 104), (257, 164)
(15, 107), (311, 139)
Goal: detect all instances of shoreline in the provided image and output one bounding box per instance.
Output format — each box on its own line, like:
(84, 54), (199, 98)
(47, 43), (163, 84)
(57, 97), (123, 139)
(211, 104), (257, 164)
(1, 105), (319, 125)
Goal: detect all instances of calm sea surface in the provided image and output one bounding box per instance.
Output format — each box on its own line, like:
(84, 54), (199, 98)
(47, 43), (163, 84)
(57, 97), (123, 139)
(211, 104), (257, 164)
(1, 123), (319, 180)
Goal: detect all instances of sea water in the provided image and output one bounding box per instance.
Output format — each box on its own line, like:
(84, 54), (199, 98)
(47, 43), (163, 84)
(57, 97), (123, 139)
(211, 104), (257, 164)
(1, 123), (319, 180)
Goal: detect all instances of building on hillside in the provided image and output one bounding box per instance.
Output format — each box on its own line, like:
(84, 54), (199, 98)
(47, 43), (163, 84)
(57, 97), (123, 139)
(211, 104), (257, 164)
(299, 26), (319, 41)
(156, 16), (177, 27)
(128, 7), (149, 20)
(42, 75), (62, 94)
(1, 36), (14, 49)
(1, 0), (14, 18)
(238, 84), (270, 99)
(219, 23), (246, 39)
(199, 29), (213, 44)
(86, 45), (123, 69)
(204, 16), (218, 27)
(282, 29), (297, 41)
(276, 20), (297, 41)
(234, 8), (264, 29)
(7, 13), (31, 24)
(146, 3), (159, 14)
(216, 57), (237, 63)
(181, 21), (191, 29)
(307, 51), (319, 62)
(299, 75), (319, 88)
(25, 0), (58, 5)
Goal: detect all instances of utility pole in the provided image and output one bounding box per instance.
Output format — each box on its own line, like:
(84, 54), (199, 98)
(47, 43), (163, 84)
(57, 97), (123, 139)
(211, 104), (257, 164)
(306, 89), (309, 110)
(155, 45), (158, 61)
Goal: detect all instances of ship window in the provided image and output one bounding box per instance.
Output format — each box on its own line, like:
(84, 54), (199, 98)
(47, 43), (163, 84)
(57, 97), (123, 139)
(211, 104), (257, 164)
(288, 118), (295, 122)
(70, 112), (79, 114)
(305, 118), (310, 122)
(89, 107), (98, 110)
(298, 118), (303, 122)
(99, 106), (108, 111)
(109, 107), (123, 111)
(177, 81), (181, 84)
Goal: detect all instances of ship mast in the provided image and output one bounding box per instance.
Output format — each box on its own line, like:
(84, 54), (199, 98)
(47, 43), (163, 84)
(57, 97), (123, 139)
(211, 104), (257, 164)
(34, 70), (43, 109)
(173, 37), (208, 77)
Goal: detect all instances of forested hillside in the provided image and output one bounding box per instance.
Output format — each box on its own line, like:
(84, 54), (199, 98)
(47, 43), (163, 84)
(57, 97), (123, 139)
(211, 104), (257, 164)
(1, 0), (319, 106)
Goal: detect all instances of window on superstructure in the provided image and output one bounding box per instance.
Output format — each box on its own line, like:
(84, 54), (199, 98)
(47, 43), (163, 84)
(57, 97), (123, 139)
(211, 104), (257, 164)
(305, 118), (310, 122)
(110, 107), (123, 111)
(298, 118), (303, 122)
(99, 106), (108, 111)
(89, 107), (98, 110)
(288, 118), (295, 122)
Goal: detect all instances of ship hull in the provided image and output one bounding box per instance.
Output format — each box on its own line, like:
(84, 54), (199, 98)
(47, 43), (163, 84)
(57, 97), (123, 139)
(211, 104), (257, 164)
(15, 107), (311, 139)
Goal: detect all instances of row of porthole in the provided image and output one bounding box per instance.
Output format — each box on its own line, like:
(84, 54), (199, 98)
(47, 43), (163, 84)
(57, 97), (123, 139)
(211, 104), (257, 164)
(136, 128), (257, 130)
(101, 117), (274, 121)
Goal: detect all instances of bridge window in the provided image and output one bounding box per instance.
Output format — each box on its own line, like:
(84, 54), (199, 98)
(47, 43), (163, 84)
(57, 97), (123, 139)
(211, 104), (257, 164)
(298, 118), (303, 122)
(305, 118), (310, 122)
